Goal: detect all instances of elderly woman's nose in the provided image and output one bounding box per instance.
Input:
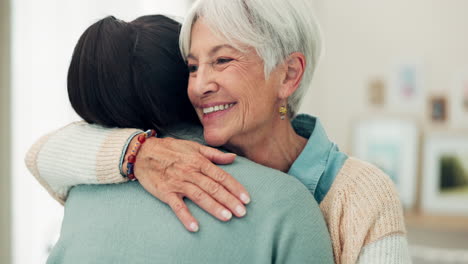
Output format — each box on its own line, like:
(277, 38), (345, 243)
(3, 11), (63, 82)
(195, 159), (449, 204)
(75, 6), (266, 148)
(192, 66), (219, 96)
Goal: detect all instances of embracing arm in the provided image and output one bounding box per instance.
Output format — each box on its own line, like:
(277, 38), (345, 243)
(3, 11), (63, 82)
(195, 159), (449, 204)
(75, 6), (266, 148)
(25, 121), (250, 231)
(25, 121), (139, 204)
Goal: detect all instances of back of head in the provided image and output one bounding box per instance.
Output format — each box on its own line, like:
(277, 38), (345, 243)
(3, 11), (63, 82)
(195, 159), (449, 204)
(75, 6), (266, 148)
(68, 15), (200, 132)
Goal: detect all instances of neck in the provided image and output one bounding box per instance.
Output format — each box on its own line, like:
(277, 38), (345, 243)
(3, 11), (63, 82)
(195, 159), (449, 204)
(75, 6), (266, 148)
(225, 117), (307, 172)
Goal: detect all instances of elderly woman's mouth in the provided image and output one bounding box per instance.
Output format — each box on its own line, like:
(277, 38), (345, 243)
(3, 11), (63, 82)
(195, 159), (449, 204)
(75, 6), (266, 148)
(202, 103), (236, 115)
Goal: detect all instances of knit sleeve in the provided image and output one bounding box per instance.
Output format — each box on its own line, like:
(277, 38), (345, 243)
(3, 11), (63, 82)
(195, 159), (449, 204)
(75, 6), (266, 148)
(356, 234), (411, 264)
(319, 158), (408, 264)
(24, 121), (142, 204)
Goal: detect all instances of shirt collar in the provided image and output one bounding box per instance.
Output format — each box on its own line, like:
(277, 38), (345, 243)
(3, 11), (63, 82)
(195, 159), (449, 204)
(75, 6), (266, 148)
(288, 114), (334, 196)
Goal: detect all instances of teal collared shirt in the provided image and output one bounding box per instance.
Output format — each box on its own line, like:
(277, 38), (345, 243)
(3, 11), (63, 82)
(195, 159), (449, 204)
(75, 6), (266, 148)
(289, 114), (349, 203)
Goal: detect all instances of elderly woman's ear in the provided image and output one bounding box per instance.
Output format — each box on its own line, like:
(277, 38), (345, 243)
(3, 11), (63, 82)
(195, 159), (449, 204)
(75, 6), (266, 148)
(278, 52), (306, 99)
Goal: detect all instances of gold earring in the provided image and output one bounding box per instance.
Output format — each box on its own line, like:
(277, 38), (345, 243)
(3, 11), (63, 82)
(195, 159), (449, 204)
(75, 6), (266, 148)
(279, 105), (288, 120)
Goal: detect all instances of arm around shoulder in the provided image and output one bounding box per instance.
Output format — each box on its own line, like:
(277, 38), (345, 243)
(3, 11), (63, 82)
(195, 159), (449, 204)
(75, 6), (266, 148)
(24, 121), (142, 204)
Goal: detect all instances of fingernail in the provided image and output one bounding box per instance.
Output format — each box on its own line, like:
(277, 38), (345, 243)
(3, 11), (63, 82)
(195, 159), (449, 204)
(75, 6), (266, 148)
(190, 222), (199, 232)
(240, 193), (251, 204)
(221, 210), (232, 220)
(236, 205), (246, 217)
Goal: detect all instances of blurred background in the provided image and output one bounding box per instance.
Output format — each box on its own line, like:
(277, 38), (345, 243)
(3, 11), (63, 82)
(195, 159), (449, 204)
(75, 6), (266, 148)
(0, 0), (467, 263)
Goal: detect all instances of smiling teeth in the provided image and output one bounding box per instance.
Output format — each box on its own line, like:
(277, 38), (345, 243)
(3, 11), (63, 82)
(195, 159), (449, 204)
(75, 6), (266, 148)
(203, 104), (234, 114)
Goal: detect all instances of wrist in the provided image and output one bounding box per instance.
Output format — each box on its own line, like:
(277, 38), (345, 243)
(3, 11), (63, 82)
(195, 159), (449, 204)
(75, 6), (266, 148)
(119, 131), (142, 177)
(122, 135), (140, 175)
(124, 129), (157, 180)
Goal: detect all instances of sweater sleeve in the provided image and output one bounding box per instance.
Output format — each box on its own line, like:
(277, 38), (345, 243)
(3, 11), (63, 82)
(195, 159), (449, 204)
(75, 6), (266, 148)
(24, 121), (142, 205)
(319, 158), (408, 264)
(356, 234), (411, 264)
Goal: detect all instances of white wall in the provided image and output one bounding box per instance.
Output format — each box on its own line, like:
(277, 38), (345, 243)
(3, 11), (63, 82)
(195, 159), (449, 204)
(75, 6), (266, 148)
(11, 1), (191, 263)
(302, 0), (468, 152)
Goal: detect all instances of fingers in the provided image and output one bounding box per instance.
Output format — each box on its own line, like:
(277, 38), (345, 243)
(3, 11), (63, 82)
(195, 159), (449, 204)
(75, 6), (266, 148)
(182, 183), (234, 222)
(188, 173), (247, 218)
(200, 161), (251, 205)
(199, 145), (236, 165)
(166, 194), (200, 233)
(138, 175), (199, 232)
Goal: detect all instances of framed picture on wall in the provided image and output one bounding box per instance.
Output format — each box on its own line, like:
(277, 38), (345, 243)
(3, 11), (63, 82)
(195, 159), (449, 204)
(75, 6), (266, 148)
(429, 96), (448, 122)
(422, 134), (468, 215)
(388, 61), (425, 113)
(368, 78), (385, 106)
(352, 118), (419, 209)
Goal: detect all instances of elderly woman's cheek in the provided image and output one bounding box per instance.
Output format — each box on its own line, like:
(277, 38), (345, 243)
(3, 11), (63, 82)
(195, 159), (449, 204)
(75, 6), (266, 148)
(240, 99), (254, 131)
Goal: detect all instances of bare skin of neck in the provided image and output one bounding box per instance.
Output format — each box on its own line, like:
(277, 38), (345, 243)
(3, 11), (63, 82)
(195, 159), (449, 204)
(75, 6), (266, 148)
(225, 117), (307, 173)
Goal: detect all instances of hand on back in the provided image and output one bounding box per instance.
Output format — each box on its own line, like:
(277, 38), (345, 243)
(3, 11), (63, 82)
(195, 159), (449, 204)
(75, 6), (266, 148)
(126, 137), (250, 232)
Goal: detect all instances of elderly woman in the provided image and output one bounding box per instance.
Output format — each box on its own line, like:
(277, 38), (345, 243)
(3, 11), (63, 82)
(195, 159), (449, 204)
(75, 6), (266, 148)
(27, 0), (410, 263)
(32, 14), (333, 263)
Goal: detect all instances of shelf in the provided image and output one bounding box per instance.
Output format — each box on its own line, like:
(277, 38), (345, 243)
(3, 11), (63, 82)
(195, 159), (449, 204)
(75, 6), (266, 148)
(405, 211), (468, 232)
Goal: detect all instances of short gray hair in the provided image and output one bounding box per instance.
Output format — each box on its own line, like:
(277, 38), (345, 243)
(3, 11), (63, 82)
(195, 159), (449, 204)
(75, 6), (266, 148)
(180, 0), (322, 117)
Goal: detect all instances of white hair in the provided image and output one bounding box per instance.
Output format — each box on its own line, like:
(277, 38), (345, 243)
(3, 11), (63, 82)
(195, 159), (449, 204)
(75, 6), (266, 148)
(180, 0), (322, 117)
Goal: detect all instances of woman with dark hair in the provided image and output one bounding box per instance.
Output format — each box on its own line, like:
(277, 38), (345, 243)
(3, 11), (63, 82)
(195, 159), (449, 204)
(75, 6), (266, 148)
(26, 14), (333, 263)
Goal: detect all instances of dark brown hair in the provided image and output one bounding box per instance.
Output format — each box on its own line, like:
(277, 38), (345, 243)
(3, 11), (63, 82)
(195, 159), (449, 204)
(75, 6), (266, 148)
(68, 15), (200, 131)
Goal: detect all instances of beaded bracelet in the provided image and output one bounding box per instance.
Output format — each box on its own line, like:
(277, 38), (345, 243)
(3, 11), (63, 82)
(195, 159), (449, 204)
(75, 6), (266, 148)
(126, 129), (157, 181)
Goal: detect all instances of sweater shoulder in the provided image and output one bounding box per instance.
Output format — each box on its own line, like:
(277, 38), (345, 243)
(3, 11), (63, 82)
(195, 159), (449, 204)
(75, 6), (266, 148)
(320, 157), (406, 256)
(330, 157), (399, 201)
(322, 157), (404, 224)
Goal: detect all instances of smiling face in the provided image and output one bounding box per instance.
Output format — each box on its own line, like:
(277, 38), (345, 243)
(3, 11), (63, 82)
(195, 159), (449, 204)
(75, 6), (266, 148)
(187, 19), (285, 148)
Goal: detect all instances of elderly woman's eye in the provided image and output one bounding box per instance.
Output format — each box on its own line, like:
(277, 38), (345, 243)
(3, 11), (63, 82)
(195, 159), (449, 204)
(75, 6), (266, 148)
(187, 64), (198, 73)
(215, 58), (233, 64)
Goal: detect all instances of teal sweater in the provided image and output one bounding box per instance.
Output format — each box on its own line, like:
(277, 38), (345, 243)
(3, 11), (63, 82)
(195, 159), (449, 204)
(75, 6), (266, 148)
(47, 155), (333, 264)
